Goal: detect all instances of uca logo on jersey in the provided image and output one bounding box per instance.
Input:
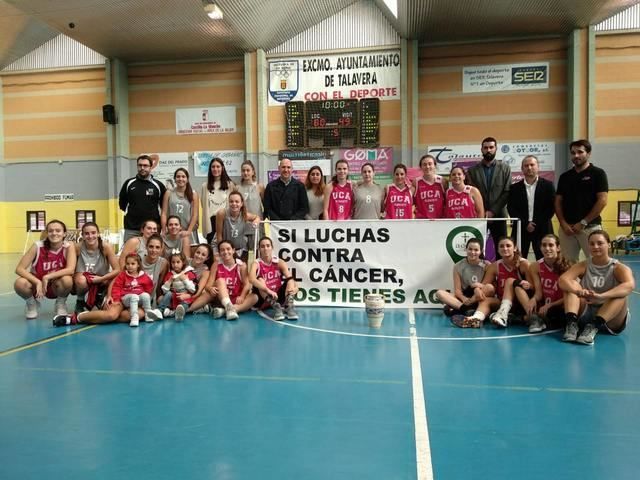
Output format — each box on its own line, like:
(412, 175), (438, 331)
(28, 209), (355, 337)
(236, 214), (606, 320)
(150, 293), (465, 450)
(446, 226), (484, 263)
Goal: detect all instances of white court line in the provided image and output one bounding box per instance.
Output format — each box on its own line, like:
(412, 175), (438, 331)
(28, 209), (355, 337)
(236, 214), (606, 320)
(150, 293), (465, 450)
(255, 310), (560, 341)
(0, 291), (15, 296)
(408, 308), (434, 480)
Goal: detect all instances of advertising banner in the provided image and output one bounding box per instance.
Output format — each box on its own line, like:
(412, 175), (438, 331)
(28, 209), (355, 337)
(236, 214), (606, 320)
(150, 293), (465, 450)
(176, 106), (236, 135)
(194, 150), (244, 177)
(268, 50), (401, 105)
(463, 62), (549, 93)
(270, 219), (488, 308)
(147, 152), (189, 188)
(426, 142), (556, 181)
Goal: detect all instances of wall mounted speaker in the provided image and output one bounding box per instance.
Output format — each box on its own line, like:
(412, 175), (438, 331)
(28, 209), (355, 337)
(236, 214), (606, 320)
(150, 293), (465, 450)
(102, 104), (116, 124)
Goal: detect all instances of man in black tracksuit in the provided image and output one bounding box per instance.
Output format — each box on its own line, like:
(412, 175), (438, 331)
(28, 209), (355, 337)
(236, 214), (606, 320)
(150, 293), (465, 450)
(119, 154), (166, 241)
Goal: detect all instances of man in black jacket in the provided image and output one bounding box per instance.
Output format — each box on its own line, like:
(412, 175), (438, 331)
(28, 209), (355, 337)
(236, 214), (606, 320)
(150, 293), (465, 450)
(119, 154), (166, 241)
(264, 158), (309, 220)
(507, 155), (555, 259)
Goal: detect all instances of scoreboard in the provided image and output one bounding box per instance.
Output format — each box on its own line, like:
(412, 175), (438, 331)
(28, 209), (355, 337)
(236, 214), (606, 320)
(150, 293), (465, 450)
(285, 98), (380, 148)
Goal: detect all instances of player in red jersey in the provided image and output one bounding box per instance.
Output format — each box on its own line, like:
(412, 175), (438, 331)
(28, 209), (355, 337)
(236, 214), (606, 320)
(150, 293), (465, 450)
(514, 234), (571, 333)
(383, 164), (414, 219)
(323, 159), (354, 220)
(15, 219), (76, 319)
(414, 154), (447, 219)
(452, 237), (529, 328)
(249, 237), (299, 321)
(208, 240), (257, 320)
(444, 166), (484, 219)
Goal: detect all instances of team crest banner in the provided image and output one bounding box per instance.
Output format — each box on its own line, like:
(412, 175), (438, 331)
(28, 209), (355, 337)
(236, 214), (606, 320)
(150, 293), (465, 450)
(269, 219), (488, 309)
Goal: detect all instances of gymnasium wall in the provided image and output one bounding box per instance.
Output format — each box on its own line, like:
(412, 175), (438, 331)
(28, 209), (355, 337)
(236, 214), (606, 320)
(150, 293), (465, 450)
(128, 60), (245, 160)
(417, 37), (569, 172)
(0, 68), (109, 253)
(594, 32), (640, 188)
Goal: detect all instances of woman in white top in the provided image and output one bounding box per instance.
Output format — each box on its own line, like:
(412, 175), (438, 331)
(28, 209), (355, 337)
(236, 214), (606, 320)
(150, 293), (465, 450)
(304, 165), (326, 220)
(200, 157), (235, 247)
(161, 167), (200, 245)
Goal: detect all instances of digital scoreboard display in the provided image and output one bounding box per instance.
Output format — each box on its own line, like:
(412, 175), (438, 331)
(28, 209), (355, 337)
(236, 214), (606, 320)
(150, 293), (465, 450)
(359, 98), (380, 146)
(285, 99), (380, 148)
(285, 101), (305, 148)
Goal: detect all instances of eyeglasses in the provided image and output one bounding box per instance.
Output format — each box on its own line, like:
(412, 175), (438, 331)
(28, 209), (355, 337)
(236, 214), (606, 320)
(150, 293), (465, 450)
(137, 164), (151, 169)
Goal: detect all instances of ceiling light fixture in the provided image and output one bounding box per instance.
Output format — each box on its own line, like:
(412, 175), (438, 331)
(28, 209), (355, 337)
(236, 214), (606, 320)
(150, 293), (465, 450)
(203, 1), (223, 20)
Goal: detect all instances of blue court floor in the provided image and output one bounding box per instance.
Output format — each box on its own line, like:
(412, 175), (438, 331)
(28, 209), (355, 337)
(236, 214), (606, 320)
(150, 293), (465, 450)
(0, 254), (639, 480)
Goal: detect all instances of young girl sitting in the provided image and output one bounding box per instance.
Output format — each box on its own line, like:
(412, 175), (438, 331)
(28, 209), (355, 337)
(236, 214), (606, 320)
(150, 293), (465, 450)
(249, 237), (299, 321)
(112, 253), (158, 327)
(158, 252), (197, 321)
(514, 234), (571, 333)
(436, 238), (488, 317)
(209, 240), (258, 320)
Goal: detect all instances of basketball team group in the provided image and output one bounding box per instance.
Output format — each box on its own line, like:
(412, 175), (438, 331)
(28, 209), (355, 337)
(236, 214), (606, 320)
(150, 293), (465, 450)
(13, 137), (635, 345)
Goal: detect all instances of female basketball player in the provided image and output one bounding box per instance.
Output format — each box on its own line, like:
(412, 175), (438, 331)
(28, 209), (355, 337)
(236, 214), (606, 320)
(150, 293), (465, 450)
(383, 163), (414, 219)
(559, 230), (635, 345)
(514, 234), (571, 333)
(162, 215), (191, 259)
(249, 237), (299, 321)
(216, 191), (260, 262)
(323, 159), (354, 220)
(236, 159), (264, 218)
(161, 167), (199, 245)
(414, 154), (447, 219)
(15, 219), (76, 319)
(436, 238), (488, 317)
(452, 237), (529, 328)
(118, 219), (158, 269)
(353, 162), (384, 219)
(74, 222), (119, 312)
(444, 166), (484, 219)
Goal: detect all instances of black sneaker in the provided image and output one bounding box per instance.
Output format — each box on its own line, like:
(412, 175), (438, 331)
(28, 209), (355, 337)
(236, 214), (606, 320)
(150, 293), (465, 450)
(443, 305), (457, 317)
(53, 312), (78, 327)
(74, 299), (88, 313)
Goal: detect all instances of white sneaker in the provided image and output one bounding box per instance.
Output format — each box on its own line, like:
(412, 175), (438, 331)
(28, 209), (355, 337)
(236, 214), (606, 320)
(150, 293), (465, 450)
(130, 315), (139, 328)
(145, 308), (163, 322)
(54, 298), (68, 316)
(210, 307), (225, 319)
(490, 310), (508, 328)
(25, 298), (40, 319)
(175, 305), (185, 322)
(225, 304), (239, 321)
(163, 308), (175, 318)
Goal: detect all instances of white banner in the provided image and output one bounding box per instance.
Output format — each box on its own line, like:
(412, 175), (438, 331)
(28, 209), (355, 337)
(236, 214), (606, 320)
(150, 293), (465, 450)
(193, 150), (245, 177)
(270, 219), (488, 308)
(268, 50), (401, 105)
(147, 152), (189, 188)
(175, 106), (236, 135)
(463, 62), (549, 93)
(426, 142), (556, 177)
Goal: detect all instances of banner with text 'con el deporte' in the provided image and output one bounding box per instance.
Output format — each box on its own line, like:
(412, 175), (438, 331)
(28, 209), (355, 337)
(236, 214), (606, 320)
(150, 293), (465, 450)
(270, 219), (487, 309)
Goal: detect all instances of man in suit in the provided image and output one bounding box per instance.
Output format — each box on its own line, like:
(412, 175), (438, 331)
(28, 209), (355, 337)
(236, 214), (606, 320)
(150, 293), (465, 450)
(507, 155), (555, 259)
(466, 137), (512, 258)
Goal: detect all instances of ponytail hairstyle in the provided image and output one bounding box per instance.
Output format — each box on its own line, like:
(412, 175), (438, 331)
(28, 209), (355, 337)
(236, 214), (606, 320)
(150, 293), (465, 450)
(195, 243), (214, 269)
(540, 234), (572, 274)
(498, 236), (521, 265)
(217, 239), (238, 261)
(241, 159), (257, 183)
(173, 167), (193, 204)
(228, 190), (248, 221)
(466, 237), (485, 261)
(44, 220), (67, 259)
(81, 221), (104, 257)
(330, 159), (350, 185)
(166, 215), (183, 235)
